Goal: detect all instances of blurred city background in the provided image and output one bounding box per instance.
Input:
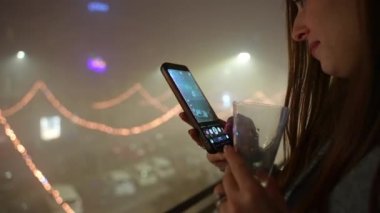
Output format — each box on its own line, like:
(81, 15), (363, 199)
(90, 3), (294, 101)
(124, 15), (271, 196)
(0, 0), (288, 212)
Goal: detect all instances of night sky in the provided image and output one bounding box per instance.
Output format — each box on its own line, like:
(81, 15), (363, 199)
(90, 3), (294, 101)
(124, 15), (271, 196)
(0, 0), (288, 102)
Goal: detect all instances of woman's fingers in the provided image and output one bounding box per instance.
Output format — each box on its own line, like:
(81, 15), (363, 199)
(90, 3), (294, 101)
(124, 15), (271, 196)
(223, 116), (233, 138)
(188, 128), (204, 148)
(180, 112), (231, 171)
(188, 128), (229, 170)
(223, 145), (258, 189)
(214, 182), (226, 197)
(213, 161), (228, 171)
(207, 152), (225, 161)
(179, 112), (194, 127)
(222, 165), (239, 196)
(180, 112), (227, 129)
(207, 153), (227, 171)
(218, 118), (227, 127)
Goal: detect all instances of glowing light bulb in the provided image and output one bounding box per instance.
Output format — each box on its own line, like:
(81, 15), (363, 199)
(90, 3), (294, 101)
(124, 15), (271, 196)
(222, 94), (231, 107)
(237, 52), (251, 63)
(17, 51), (26, 59)
(87, 2), (110, 12)
(87, 56), (107, 73)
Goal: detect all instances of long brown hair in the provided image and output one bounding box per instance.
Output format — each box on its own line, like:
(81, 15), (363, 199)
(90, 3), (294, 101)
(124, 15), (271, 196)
(280, 0), (380, 211)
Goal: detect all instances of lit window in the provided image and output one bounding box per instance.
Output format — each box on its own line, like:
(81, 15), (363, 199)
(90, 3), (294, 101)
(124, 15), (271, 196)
(40, 116), (61, 141)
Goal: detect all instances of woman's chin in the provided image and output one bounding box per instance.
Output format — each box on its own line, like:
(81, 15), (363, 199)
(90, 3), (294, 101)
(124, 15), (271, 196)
(320, 62), (346, 78)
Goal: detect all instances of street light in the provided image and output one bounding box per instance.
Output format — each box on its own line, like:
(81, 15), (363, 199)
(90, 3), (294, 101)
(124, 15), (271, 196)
(222, 94), (231, 107)
(237, 52), (251, 64)
(16, 51), (26, 59)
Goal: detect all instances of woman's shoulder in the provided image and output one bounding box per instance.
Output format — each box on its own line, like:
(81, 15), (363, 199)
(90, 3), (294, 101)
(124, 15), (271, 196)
(329, 146), (380, 213)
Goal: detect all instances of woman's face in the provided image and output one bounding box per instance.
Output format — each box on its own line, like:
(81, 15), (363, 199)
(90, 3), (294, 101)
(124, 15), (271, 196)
(291, 0), (369, 78)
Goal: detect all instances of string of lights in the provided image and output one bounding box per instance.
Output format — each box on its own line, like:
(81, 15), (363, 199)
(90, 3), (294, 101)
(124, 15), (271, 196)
(155, 90), (173, 102)
(1, 80), (182, 136)
(0, 110), (75, 213)
(2, 81), (45, 117)
(40, 87), (182, 136)
(99, 86), (280, 111)
(258, 90), (286, 105)
(92, 84), (171, 112)
(139, 90), (172, 107)
(138, 87), (169, 112)
(245, 91), (276, 105)
(92, 83), (142, 110)
(0, 80), (281, 137)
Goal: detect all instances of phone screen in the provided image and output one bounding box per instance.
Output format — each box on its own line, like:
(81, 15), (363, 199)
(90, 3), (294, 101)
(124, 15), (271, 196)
(168, 69), (217, 123)
(162, 63), (233, 153)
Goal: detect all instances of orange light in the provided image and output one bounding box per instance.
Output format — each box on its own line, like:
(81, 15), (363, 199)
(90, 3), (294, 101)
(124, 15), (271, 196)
(16, 144), (26, 153)
(62, 203), (75, 213)
(56, 197), (64, 205)
(2, 81), (46, 117)
(0, 110), (74, 213)
(139, 90), (172, 106)
(92, 83), (142, 109)
(243, 91), (276, 105)
(44, 183), (52, 191)
(0, 80), (284, 138)
(138, 87), (169, 112)
(92, 83), (171, 112)
(1, 81), (181, 136)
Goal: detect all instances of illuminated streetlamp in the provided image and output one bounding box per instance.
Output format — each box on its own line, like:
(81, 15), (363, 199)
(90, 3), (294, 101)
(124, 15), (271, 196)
(16, 51), (26, 59)
(237, 52), (251, 64)
(222, 94), (231, 107)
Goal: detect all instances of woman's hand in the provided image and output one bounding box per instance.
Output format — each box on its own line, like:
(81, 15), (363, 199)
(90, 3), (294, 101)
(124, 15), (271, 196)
(179, 112), (232, 171)
(215, 145), (288, 213)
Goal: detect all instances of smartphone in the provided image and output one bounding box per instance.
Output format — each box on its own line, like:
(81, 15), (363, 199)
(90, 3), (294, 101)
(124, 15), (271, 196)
(161, 62), (233, 153)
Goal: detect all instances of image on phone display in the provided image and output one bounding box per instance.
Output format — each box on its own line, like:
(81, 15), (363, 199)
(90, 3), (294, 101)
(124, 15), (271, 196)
(168, 69), (217, 123)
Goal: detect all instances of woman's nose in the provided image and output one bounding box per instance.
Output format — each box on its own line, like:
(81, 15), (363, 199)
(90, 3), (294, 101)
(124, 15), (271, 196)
(291, 12), (309, 42)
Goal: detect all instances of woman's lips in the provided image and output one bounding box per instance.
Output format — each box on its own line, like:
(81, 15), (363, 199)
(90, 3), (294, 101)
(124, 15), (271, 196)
(309, 41), (320, 57)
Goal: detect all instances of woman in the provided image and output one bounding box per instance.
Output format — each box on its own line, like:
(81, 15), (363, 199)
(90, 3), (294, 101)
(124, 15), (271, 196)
(180, 0), (380, 212)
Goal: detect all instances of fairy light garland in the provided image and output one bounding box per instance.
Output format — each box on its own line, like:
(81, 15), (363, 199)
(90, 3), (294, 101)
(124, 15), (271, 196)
(137, 87), (169, 112)
(0, 110), (75, 213)
(139, 90), (172, 106)
(1, 81), (182, 136)
(1, 80), (281, 137)
(2, 81), (45, 117)
(92, 84), (170, 112)
(92, 83), (142, 110)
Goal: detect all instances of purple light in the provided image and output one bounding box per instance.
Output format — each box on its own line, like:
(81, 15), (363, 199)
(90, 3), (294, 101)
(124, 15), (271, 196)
(87, 2), (109, 13)
(87, 57), (107, 73)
